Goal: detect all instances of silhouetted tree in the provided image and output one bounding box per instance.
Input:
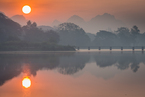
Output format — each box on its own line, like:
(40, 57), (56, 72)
(57, 23), (90, 46)
(27, 20), (31, 26)
(131, 25), (140, 35)
(116, 27), (133, 46)
(130, 26), (142, 46)
(22, 21), (59, 44)
(31, 22), (37, 28)
(93, 30), (118, 46)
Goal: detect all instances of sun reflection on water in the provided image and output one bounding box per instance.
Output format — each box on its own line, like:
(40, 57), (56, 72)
(22, 77), (31, 88)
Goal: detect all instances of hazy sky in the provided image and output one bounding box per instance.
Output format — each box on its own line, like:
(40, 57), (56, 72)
(0, 0), (145, 27)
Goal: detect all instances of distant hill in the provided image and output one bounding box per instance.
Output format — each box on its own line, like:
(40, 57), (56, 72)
(66, 13), (125, 34)
(0, 13), (22, 42)
(67, 15), (86, 28)
(51, 20), (61, 27)
(11, 15), (27, 26)
(88, 13), (125, 33)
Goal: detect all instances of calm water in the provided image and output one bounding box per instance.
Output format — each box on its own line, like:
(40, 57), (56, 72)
(0, 51), (145, 97)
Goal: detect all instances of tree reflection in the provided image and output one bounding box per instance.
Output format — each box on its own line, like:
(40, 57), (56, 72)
(0, 52), (90, 86)
(0, 52), (145, 86)
(0, 55), (22, 86)
(94, 53), (145, 72)
(0, 53), (66, 86)
(57, 53), (90, 75)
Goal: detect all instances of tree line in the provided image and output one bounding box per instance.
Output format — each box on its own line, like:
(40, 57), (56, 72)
(1, 12), (145, 50)
(56, 23), (145, 47)
(0, 13), (75, 51)
(93, 26), (145, 46)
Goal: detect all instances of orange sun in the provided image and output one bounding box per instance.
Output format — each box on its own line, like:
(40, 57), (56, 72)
(22, 77), (31, 88)
(22, 5), (31, 14)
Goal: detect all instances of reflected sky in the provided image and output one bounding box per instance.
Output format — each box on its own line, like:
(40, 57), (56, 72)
(0, 51), (145, 97)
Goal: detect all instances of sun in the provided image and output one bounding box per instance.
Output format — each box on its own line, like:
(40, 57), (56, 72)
(22, 5), (31, 14)
(22, 77), (31, 88)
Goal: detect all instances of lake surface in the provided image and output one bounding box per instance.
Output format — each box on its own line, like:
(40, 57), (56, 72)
(0, 51), (145, 97)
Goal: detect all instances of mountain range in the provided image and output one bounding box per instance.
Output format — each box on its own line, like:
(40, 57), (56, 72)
(66, 13), (125, 34)
(11, 13), (125, 34)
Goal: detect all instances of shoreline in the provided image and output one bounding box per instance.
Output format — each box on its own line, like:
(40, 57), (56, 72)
(0, 49), (144, 54)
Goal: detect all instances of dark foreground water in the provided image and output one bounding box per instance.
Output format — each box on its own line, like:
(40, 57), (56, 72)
(0, 51), (145, 97)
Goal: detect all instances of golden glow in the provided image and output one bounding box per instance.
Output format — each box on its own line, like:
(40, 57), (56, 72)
(22, 5), (31, 14)
(22, 77), (31, 88)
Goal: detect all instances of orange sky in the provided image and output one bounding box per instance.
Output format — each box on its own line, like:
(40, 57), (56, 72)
(0, 0), (145, 26)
